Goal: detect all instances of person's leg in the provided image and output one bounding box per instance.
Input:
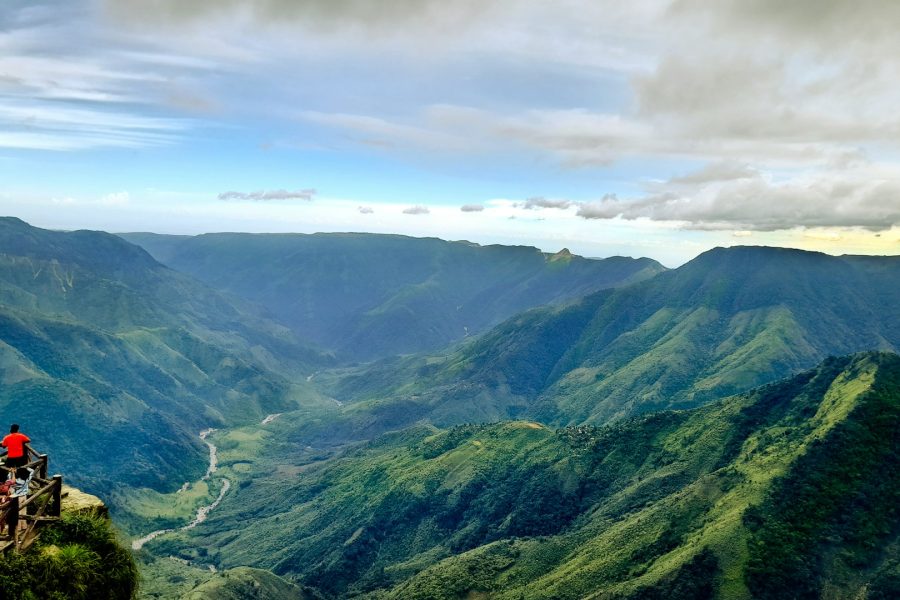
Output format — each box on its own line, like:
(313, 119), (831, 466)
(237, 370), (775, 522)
(7, 497), (18, 542)
(4, 456), (23, 470)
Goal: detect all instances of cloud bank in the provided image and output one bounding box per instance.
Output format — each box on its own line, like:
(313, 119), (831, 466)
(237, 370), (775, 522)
(577, 171), (900, 231)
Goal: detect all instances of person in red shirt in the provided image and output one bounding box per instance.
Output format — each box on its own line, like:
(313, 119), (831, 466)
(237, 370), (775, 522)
(2, 424), (30, 469)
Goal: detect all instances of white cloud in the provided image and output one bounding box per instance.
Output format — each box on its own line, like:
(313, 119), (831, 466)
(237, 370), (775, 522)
(0, 4), (201, 151)
(358, 205), (374, 214)
(299, 111), (468, 152)
(0, 100), (188, 150)
(460, 204), (484, 212)
(218, 189), (316, 201)
(101, 191), (130, 206)
(45, 191), (130, 207)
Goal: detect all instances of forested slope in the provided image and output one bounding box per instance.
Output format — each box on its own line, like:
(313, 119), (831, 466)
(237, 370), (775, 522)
(153, 352), (900, 599)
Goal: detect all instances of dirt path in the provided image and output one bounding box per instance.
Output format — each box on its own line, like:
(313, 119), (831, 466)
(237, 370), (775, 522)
(132, 430), (231, 551)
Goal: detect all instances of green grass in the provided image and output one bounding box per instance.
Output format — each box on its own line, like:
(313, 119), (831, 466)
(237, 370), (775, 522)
(182, 566), (315, 600)
(111, 478), (224, 536)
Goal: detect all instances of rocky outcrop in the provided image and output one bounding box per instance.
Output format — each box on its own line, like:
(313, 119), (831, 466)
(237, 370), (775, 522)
(60, 484), (108, 517)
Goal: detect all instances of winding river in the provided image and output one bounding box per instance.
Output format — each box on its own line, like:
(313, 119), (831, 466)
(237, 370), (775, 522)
(132, 429), (231, 551)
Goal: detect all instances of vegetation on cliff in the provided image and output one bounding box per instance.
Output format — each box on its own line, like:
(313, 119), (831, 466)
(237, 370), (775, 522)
(0, 511), (138, 600)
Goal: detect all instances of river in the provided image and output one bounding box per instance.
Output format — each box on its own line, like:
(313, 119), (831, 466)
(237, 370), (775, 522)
(131, 429), (231, 551)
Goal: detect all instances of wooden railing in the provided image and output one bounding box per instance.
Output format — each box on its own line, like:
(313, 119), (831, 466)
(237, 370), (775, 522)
(0, 446), (63, 552)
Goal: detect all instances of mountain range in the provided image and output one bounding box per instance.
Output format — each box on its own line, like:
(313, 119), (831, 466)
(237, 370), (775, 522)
(120, 232), (664, 362)
(325, 245), (900, 432)
(2, 217), (899, 599)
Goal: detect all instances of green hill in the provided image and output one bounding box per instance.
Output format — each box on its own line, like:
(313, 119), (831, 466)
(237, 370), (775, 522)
(0, 218), (333, 497)
(150, 352), (900, 599)
(183, 567), (315, 600)
(328, 246), (900, 430)
(119, 232), (664, 361)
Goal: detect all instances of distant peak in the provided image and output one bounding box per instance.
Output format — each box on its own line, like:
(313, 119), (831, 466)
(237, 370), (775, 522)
(0, 216), (29, 227)
(549, 248), (573, 262)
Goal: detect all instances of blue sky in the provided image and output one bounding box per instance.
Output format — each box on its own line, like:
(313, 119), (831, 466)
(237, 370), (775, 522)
(1, 0), (898, 265)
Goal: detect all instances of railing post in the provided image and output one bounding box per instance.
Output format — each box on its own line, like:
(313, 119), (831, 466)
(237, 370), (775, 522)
(39, 455), (48, 479)
(51, 475), (62, 518)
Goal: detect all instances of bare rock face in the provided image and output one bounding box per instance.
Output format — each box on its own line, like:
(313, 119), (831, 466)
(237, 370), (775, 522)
(60, 484), (108, 517)
(548, 247), (573, 262)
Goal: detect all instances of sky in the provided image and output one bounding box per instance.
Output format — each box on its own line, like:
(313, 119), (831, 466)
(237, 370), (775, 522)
(1, 0), (899, 266)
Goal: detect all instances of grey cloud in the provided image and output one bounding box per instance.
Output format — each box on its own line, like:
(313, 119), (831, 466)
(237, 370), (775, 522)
(412, 102), (873, 168)
(460, 204), (484, 212)
(495, 110), (649, 166)
(520, 196), (575, 210)
(668, 162), (759, 185)
(218, 189), (316, 201)
(628, 0), (900, 172)
(633, 53), (897, 150)
(672, 0), (900, 51)
(575, 194), (626, 220)
(402, 205), (430, 215)
(575, 172), (900, 231)
(101, 0), (898, 173)
(358, 206), (374, 214)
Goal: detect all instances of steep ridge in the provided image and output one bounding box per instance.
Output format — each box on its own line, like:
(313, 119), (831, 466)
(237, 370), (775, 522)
(157, 352), (900, 599)
(0, 218), (332, 497)
(120, 232), (665, 361)
(329, 246), (900, 428)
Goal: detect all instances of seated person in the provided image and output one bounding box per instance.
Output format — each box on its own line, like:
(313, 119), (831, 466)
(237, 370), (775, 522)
(0, 477), (15, 538)
(3, 467), (33, 540)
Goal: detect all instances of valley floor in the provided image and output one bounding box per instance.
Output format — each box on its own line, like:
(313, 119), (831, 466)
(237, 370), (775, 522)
(127, 411), (344, 598)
